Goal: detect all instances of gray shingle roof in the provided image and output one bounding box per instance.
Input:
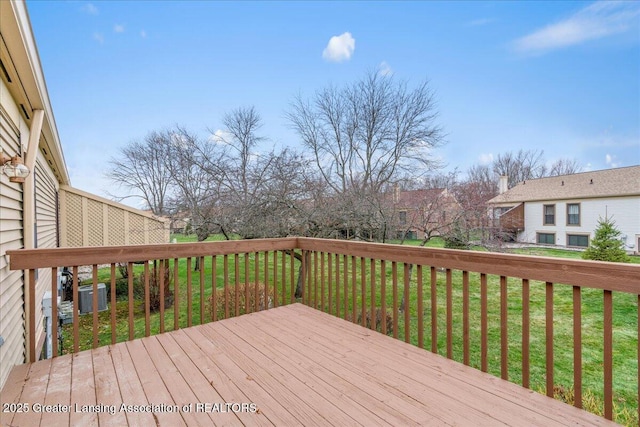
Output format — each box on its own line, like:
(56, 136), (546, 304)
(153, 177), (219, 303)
(487, 165), (640, 204)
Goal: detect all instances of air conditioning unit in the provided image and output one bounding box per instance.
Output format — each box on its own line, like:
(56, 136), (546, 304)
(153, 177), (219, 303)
(78, 284), (107, 314)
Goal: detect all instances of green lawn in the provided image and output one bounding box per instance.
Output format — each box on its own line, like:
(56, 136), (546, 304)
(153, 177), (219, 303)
(64, 234), (638, 425)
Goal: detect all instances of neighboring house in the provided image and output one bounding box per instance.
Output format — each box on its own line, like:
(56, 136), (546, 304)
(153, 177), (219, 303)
(392, 187), (461, 240)
(0, 2), (168, 390)
(487, 166), (640, 253)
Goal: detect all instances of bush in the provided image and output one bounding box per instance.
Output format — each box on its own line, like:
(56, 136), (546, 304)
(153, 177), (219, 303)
(356, 308), (394, 335)
(210, 282), (274, 319)
(135, 264), (174, 312)
(582, 216), (630, 263)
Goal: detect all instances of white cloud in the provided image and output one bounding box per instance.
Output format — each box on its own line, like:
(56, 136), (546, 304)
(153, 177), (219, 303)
(140, 30), (147, 38)
(478, 153), (494, 165)
(605, 153), (621, 168)
(209, 129), (232, 145)
(378, 61), (393, 76)
(93, 32), (104, 44)
(114, 24), (125, 33)
(512, 1), (640, 55)
(81, 3), (99, 15)
(322, 32), (355, 62)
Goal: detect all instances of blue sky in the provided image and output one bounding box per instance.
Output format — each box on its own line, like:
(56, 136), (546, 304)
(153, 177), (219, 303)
(27, 1), (639, 206)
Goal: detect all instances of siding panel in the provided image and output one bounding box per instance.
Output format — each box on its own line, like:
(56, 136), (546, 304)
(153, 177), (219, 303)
(0, 107), (26, 389)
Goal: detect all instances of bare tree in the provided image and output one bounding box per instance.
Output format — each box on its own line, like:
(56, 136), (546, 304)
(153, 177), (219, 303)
(287, 71), (444, 239)
(106, 131), (175, 215)
(492, 149), (547, 189)
(548, 158), (581, 176)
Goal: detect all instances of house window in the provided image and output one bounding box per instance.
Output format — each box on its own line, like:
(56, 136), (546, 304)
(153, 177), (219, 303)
(567, 203), (580, 225)
(567, 234), (589, 247)
(543, 204), (555, 225)
(398, 211), (407, 225)
(537, 233), (555, 244)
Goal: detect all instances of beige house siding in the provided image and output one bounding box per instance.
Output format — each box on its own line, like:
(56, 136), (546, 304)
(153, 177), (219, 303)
(59, 185), (170, 247)
(0, 105), (26, 390)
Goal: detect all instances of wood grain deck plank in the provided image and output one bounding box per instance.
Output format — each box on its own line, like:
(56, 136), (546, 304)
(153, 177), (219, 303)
(68, 349), (98, 427)
(170, 328), (276, 426)
(91, 345), (128, 426)
(221, 313), (423, 426)
(0, 363), (30, 426)
(281, 304), (617, 426)
(154, 331), (246, 426)
(10, 358), (51, 427)
(109, 342), (156, 426)
(125, 339), (186, 427)
(141, 335), (219, 426)
(41, 354), (73, 426)
(244, 306), (482, 426)
(199, 320), (360, 426)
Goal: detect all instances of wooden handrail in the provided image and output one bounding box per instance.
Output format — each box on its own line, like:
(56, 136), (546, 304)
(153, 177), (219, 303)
(6, 238), (298, 269)
(296, 237), (640, 292)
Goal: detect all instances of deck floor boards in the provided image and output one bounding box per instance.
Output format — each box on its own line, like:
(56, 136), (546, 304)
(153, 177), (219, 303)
(0, 303), (618, 426)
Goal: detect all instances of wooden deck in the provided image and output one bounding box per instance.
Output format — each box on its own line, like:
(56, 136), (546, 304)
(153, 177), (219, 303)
(1, 304), (616, 427)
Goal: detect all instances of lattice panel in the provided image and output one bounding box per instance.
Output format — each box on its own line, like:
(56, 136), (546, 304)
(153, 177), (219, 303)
(129, 214), (145, 245)
(149, 221), (166, 243)
(65, 192), (83, 247)
(107, 206), (125, 245)
(87, 199), (103, 246)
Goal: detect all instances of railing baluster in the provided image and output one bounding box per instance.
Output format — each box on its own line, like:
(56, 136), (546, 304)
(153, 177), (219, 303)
(335, 254), (340, 317)
(480, 273), (488, 373)
(128, 262), (134, 340)
(321, 252), (325, 312)
(187, 258), (193, 327)
(603, 289), (613, 420)
(200, 256), (205, 325)
(264, 251), (269, 310)
(404, 263), (410, 343)
(173, 258), (179, 330)
(223, 255), (229, 319)
(275, 251), (280, 308)
(546, 281), (554, 397)
(417, 265), (423, 348)
(212, 255), (217, 322)
(328, 253), (333, 315)
(351, 255), (357, 324)
(234, 254), (240, 317)
(289, 250), (295, 304)
(144, 262), (150, 337)
(500, 275), (508, 380)
(255, 252), (260, 312)
(462, 270), (469, 366)
(159, 260), (165, 334)
(343, 254), (348, 321)
(446, 269), (452, 359)
(73, 266), (79, 353)
(430, 266), (437, 354)
(381, 260), (387, 335)
(51, 266), (58, 357)
(361, 257), (366, 327)
(522, 278), (530, 387)
(370, 259), (376, 331)
(313, 251), (318, 309)
(245, 253), (250, 313)
(110, 263), (117, 344)
(572, 285), (581, 408)
(392, 261), (398, 338)
(93, 264), (99, 348)
(29, 268), (36, 363)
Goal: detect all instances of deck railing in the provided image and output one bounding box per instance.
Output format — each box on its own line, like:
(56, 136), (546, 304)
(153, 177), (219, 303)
(7, 237), (640, 423)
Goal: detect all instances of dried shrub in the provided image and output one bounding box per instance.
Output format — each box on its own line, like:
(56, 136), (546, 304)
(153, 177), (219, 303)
(354, 308), (394, 335)
(136, 264), (174, 312)
(210, 282), (274, 319)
